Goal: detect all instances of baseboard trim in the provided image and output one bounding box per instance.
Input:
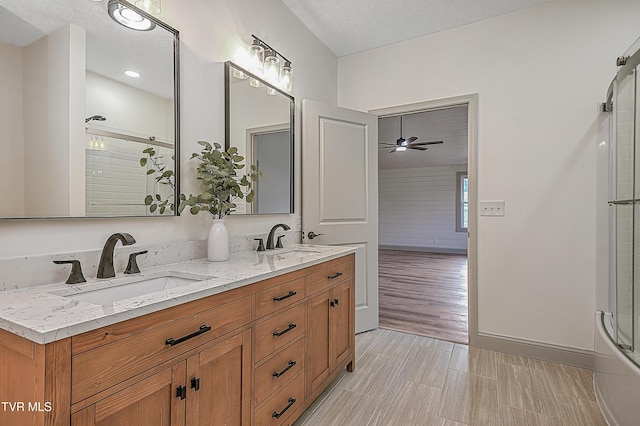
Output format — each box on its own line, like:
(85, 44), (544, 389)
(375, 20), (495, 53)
(476, 332), (595, 370)
(378, 245), (467, 255)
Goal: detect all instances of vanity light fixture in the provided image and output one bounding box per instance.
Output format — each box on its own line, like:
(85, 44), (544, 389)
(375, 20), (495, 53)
(108, 0), (156, 31)
(125, 70), (141, 78)
(240, 35), (293, 93)
(134, 0), (161, 15)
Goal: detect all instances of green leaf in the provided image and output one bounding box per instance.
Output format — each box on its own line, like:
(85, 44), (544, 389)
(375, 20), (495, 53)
(144, 195), (153, 205)
(150, 204), (158, 213)
(140, 158), (147, 166)
(159, 206), (166, 214)
(213, 142), (222, 149)
(142, 147), (154, 154)
(190, 206), (200, 215)
(155, 194), (161, 201)
(197, 140), (212, 150)
(147, 169), (155, 175)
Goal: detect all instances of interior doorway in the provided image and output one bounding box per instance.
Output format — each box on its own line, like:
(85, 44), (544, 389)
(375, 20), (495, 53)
(370, 96), (477, 345)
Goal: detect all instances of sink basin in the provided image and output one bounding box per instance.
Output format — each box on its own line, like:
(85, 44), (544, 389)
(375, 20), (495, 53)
(51, 272), (210, 305)
(268, 248), (322, 259)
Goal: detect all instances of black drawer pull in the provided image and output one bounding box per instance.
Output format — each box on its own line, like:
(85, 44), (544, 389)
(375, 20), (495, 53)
(191, 377), (200, 391)
(273, 360), (297, 378)
(272, 397), (296, 419)
(176, 385), (186, 400)
(273, 290), (297, 302)
(166, 325), (212, 346)
(328, 272), (343, 280)
(273, 323), (297, 337)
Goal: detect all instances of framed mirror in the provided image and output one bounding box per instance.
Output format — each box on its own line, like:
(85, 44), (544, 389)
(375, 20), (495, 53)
(225, 61), (294, 215)
(0, 0), (179, 219)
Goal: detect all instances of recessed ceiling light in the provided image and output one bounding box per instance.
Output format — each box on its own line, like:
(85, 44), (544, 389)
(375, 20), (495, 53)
(125, 70), (141, 78)
(107, 0), (155, 31)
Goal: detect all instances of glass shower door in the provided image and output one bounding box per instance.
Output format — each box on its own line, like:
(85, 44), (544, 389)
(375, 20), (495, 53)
(614, 68), (636, 351)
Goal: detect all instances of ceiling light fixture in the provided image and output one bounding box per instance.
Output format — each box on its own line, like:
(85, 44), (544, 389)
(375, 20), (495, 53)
(124, 70), (141, 77)
(237, 35), (293, 93)
(108, 0), (156, 31)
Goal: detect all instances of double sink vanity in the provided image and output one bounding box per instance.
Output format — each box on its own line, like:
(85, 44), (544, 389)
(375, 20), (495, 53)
(0, 242), (356, 426)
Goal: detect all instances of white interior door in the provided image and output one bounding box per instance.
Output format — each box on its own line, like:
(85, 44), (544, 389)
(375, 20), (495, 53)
(302, 99), (378, 333)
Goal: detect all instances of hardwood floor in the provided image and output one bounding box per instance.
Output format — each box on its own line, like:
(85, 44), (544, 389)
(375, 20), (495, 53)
(378, 249), (468, 344)
(294, 329), (607, 426)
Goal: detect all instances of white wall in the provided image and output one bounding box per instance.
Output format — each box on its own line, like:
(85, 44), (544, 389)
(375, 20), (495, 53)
(86, 71), (174, 142)
(338, 0), (640, 351)
(379, 165), (467, 251)
(0, 41), (24, 217)
(0, 0), (336, 258)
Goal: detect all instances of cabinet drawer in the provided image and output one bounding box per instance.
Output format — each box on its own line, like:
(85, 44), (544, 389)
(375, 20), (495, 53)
(255, 372), (304, 426)
(307, 256), (354, 296)
(255, 303), (305, 362)
(254, 337), (305, 406)
(71, 296), (251, 403)
(255, 277), (305, 319)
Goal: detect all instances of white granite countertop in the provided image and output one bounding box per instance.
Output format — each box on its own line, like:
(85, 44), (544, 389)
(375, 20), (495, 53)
(0, 244), (356, 344)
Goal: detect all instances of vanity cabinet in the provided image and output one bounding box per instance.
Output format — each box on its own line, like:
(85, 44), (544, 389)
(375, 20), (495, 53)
(0, 253), (355, 426)
(306, 260), (355, 397)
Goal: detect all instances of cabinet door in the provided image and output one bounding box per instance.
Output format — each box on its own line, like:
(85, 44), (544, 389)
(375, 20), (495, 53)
(186, 329), (251, 426)
(306, 289), (331, 396)
(331, 279), (354, 370)
(71, 362), (186, 426)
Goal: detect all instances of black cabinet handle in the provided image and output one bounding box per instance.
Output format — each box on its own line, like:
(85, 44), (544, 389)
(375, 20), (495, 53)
(328, 272), (343, 280)
(166, 325), (212, 346)
(273, 323), (297, 337)
(334, 298), (340, 306)
(176, 385), (186, 400)
(190, 377), (200, 391)
(272, 397), (296, 419)
(273, 291), (297, 302)
(273, 360), (296, 378)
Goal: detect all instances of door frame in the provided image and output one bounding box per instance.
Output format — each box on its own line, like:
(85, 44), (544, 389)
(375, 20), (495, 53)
(369, 93), (479, 346)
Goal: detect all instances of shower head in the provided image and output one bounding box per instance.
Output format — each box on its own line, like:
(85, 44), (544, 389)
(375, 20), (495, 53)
(85, 115), (106, 123)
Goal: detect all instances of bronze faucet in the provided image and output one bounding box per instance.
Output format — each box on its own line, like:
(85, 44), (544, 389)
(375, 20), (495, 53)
(266, 224), (290, 250)
(97, 233), (136, 278)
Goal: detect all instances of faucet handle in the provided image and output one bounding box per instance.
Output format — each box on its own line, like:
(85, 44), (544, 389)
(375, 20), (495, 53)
(254, 238), (266, 252)
(276, 235), (285, 249)
(53, 260), (86, 285)
(125, 250), (148, 275)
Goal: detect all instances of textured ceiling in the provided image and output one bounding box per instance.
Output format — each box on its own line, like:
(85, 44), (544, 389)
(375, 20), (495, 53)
(378, 106), (468, 170)
(281, 0), (553, 56)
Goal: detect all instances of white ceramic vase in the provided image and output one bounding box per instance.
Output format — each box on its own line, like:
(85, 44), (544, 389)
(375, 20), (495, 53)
(207, 218), (229, 261)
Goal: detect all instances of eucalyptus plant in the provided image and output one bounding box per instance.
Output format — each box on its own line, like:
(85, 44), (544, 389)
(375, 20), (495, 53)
(140, 147), (175, 214)
(178, 141), (261, 219)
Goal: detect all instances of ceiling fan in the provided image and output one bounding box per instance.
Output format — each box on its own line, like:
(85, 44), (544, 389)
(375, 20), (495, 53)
(378, 115), (443, 153)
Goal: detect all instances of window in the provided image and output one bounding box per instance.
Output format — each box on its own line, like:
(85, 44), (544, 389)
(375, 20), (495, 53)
(456, 172), (468, 232)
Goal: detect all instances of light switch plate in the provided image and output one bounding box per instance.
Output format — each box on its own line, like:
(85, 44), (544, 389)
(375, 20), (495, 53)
(480, 201), (505, 216)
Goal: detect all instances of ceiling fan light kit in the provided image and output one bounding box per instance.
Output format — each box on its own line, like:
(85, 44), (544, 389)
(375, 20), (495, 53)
(379, 114), (444, 153)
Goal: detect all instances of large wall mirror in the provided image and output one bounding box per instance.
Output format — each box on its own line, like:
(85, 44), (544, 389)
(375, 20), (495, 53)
(0, 0), (179, 219)
(225, 61), (294, 215)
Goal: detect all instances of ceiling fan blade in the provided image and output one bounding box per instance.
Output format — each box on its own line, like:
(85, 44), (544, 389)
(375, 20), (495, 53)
(389, 148), (397, 153)
(410, 140), (444, 146)
(408, 146), (427, 151)
(406, 136), (419, 143)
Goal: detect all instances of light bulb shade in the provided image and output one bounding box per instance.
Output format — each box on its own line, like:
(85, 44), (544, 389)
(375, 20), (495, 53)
(108, 0), (155, 31)
(134, 0), (161, 15)
(280, 61), (293, 92)
(263, 50), (280, 85)
(248, 39), (264, 77)
(396, 147), (407, 152)
(232, 68), (248, 79)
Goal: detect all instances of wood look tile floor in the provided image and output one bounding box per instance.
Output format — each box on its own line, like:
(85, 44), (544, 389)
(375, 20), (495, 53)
(294, 329), (606, 426)
(379, 250), (468, 344)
